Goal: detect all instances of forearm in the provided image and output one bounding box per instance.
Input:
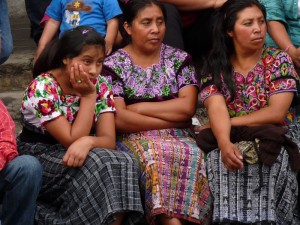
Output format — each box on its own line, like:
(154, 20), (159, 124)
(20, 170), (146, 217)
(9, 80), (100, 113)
(87, 135), (116, 150)
(105, 18), (119, 47)
(205, 97), (231, 147)
(230, 108), (285, 126)
(267, 21), (293, 51)
(35, 18), (60, 60)
(115, 109), (189, 133)
(129, 99), (196, 122)
(128, 86), (198, 122)
(70, 96), (96, 138)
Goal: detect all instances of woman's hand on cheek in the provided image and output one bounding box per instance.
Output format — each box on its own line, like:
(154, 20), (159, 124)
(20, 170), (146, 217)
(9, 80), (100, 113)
(62, 137), (92, 167)
(70, 63), (96, 97)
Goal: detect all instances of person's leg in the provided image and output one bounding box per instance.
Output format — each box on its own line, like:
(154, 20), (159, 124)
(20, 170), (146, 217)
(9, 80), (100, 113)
(0, 0), (13, 64)
(162, 3), (184, 50)
(0, 155), (42, 225)
(24, 0), (51, 45)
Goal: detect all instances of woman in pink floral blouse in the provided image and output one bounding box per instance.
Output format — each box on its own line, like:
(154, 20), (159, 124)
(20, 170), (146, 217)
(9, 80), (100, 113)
(17, 25), (143, 225)
(197, 0), (300, 224)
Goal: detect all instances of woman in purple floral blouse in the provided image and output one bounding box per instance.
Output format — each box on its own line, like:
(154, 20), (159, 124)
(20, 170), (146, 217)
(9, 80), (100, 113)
(197, 0), (300, 224)
(104, 0), (212, 225)
(16, 26), (144, 225)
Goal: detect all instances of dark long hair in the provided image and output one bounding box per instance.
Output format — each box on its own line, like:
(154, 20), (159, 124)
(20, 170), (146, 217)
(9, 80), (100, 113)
(33, 25), (106, 78)
(201, 0), (266, 99)
(120, 0), (166, 46)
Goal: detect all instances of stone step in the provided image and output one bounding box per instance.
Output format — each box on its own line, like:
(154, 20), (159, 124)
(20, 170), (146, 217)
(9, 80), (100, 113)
(0, 51), (34, 92)
(0, 16), (36, 92)
(0, 16), (35, 133)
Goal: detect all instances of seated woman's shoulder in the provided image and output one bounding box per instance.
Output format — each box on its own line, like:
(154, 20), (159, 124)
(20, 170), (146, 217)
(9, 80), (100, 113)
(264, 46), (289, 57)
(163, 44), (190, 60)
(263, 46), (293, 63)
(104, 49), (128, 66)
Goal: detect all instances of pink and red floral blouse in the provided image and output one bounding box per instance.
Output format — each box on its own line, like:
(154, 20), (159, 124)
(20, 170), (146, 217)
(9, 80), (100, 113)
(21, 73), (115, 132)
(200, 47), (300, 125)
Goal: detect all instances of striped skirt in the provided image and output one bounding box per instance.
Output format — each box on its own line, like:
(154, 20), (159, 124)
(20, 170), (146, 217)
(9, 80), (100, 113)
(206, 122), (300, 224)
(117, 128), (212, 225)
(17, 139), (144, 225)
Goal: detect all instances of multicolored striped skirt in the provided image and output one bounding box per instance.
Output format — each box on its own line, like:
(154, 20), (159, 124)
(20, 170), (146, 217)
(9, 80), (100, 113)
(117, 128), (212, 225)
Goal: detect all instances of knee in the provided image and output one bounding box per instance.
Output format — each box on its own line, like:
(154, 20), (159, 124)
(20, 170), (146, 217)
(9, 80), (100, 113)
(0, 42), (13, 64)
(8, 155), (43, 189)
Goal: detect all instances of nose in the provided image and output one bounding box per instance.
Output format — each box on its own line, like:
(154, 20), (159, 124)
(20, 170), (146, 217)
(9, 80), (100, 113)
(253, 22), (262, 33)
(88, 64), (100, 77)
(151, 23), (159, 33)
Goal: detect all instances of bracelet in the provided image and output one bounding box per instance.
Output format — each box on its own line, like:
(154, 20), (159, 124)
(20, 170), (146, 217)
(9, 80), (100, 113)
(284, 44), (293, 52)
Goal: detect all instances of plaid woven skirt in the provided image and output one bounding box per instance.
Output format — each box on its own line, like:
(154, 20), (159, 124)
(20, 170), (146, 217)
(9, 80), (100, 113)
(117, 128), (212, 225)
(17, 140), (144, 225)
(206, 123), (300, 224)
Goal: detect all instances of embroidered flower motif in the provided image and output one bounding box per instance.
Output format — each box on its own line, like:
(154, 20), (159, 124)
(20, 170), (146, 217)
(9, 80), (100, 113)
(38, 99), (55, 116)
(107, 92), (115, 108)
(263, 55), (274, 66)
(99, 82), (108, 96)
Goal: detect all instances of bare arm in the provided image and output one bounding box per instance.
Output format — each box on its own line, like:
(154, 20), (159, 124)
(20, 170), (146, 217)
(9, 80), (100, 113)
(127, 86), (198, 122)
(44, 65), (97, 148)
(105, 17), (119, 56)
(204, 95), (243, 171)
(267, 21), (300, 67)
(62, 112), (116, 167)
(115, 98), (191, 133)
(158, 0), (227, 10)
(230, 92), (294, 126)
(35, 18), (60, 62)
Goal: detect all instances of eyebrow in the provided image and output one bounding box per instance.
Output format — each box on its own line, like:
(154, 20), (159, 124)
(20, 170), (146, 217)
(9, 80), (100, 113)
(140, 16), (164, 21)
(242, 15), (265, 21)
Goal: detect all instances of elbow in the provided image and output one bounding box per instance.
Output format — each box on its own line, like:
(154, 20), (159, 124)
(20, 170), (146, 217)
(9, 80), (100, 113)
(184, 104), (197, 119)
(107, 141), (116, 150)
(272, 112), (287, 124)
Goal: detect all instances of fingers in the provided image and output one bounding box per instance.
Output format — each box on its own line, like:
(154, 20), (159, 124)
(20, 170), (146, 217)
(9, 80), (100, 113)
(62, 152), (85, 167)
(105, 42), (113, 56)
(221, 144), (244, 171)
(70, 64), (89, 86)
(106, 46), (112, 56)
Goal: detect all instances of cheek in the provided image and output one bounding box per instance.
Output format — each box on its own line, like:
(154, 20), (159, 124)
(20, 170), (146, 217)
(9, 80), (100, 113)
(261, 24), (267, 35)
(236, 28), (251, 41)
(97, 64), (103, 73)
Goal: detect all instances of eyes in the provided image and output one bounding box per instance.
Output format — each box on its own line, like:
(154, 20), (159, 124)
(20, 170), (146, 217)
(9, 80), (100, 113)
(141, 18), (164, 27)
(243, 19), (265, 27)
(82, 59), (103, 66)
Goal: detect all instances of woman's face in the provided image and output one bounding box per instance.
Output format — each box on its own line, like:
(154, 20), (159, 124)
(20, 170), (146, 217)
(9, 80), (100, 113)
(227, 5), (266, 52)
(64, 45), (104, 83)
(124, 4), (165, 53)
